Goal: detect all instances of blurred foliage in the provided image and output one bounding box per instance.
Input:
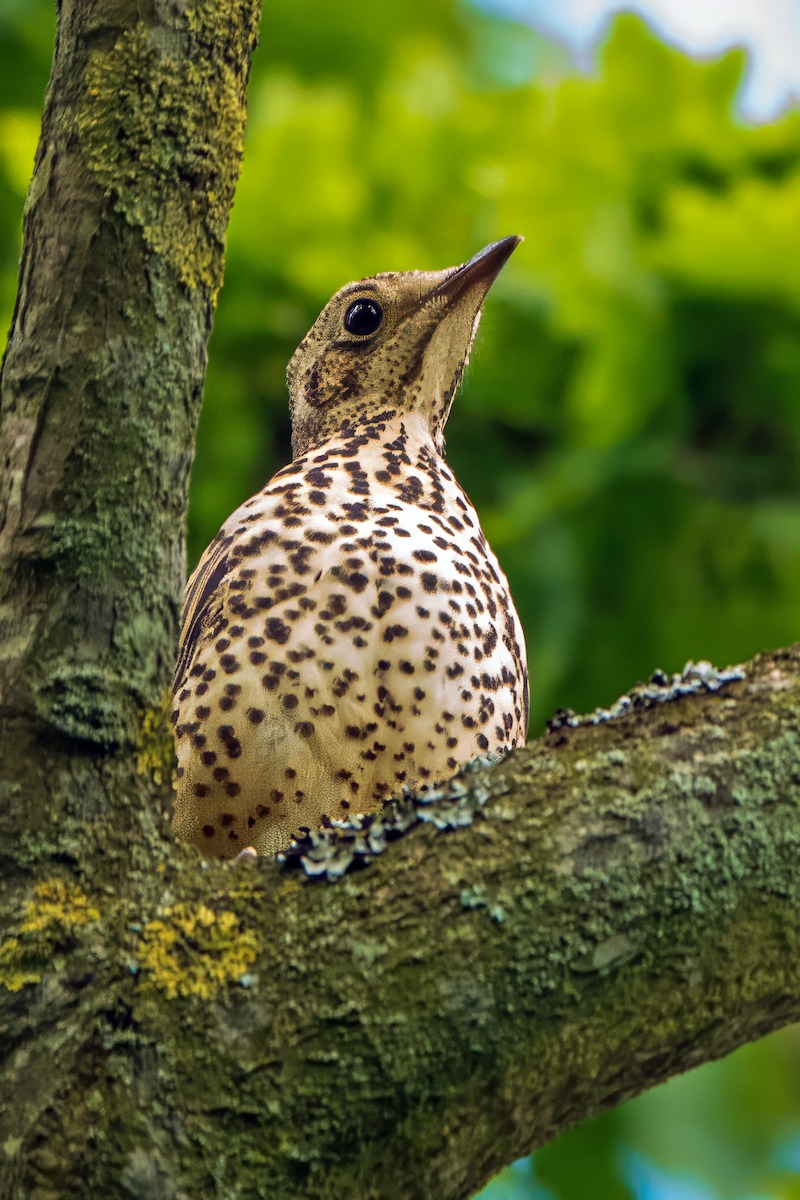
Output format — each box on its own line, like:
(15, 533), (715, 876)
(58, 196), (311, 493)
(2, 2), (800, 1198)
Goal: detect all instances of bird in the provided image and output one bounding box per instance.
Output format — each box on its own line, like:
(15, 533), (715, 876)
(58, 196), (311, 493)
(171, 236), (529, 859)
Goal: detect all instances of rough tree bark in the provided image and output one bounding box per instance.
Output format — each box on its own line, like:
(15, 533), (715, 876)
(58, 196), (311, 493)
(2, 4), (800, 1200)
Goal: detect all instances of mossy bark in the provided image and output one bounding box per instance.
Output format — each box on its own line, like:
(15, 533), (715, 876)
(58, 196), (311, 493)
(3, 5), (800, 1200)
(0, 0), (260, 1179)
(0, 0), (260, 888)
(3, 646), (800, 1199)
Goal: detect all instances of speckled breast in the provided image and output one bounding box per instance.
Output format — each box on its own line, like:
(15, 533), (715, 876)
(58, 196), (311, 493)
(172, 414), (528, 858)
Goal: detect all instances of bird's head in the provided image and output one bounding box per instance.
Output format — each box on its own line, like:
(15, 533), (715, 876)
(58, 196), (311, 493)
(286, 236), (522, 458)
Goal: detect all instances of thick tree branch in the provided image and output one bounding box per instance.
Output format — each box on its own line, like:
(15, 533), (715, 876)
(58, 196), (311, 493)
(3, 646), (800, 1198)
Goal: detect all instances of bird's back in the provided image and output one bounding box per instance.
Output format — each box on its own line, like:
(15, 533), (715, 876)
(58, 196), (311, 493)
(172, 412), (528, 858)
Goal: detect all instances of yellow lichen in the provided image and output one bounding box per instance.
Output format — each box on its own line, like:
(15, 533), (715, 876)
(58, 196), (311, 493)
(137, 691), (175, 786)
(0, 879), (100, 992)
(135, 902), (258, 999)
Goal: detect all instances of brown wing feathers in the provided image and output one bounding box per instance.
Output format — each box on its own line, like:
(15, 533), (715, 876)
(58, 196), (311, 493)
(173, 534), (234, 692)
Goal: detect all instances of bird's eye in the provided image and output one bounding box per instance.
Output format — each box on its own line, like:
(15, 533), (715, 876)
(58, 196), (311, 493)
(344, 299), (383, 336)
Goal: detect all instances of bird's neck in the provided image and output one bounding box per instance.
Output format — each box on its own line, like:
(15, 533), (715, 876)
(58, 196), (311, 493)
(291, 388), (449, 459)
(294, 410), (442, 466)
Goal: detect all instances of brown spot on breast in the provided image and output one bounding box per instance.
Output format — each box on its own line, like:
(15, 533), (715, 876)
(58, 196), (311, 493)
(265, 618), (291, 644)
(383, 624), (408, 642)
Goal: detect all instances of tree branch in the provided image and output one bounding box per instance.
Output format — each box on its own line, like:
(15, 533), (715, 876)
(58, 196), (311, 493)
(3, 645), (800, 1197)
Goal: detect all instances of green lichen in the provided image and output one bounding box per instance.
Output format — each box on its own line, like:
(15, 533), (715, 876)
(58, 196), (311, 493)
(76, 0), (260, 299)
(0, 879), (100, 992)
(34, 662), (137, 748)
(135, 901), (259, 998)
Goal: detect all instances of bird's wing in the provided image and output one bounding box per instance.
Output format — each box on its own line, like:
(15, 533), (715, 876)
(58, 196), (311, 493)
(173, 531), (235, 693)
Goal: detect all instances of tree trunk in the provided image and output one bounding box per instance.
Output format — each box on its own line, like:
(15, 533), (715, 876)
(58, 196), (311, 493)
(0, 0), (260, 883)
(2, 5), (800, 1200)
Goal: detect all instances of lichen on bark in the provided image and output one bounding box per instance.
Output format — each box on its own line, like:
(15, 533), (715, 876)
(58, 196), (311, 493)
(77, 0), (259, 299)
(0, 879), (100, 992)
(135, 900), (259, 998)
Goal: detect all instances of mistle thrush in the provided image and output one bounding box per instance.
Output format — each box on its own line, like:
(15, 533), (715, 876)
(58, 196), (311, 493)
(172, 237), (528, 858)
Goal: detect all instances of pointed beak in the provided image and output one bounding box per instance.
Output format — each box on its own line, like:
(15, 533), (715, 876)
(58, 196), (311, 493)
(432, 235), (523, 303)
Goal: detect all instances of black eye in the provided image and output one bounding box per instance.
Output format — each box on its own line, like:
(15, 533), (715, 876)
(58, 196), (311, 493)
(344, 299), (383, 336)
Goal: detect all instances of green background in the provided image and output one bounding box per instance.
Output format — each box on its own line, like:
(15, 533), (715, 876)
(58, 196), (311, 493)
(2, 2), (800, 1196)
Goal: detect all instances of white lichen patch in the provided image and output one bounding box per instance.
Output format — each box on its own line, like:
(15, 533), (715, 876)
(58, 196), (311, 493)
(279, 754), (503, 881)
(547, 660), (746, 732)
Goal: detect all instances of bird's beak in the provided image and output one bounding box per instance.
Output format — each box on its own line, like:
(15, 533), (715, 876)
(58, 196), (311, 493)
(431, 235), (523, 304)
